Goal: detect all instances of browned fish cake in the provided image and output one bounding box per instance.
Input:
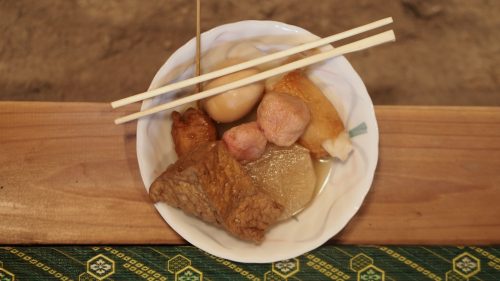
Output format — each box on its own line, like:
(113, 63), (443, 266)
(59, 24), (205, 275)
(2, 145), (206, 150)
(171, 107), (217, 157)
(271, 70), (347, 158)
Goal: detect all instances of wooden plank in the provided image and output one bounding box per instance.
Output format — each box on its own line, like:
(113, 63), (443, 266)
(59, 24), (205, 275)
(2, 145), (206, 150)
(0, 102), (499, 245)
(0, 102), (177, 244)
(334, 106), (500, 245)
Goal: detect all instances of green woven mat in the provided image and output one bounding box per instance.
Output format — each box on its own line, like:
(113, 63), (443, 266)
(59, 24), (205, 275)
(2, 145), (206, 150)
(1, 246), (499, 280)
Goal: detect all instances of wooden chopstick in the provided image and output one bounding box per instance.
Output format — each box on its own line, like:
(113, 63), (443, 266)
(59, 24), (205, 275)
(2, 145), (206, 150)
(114, 30), (395, 124)
(110, 17), (393, 109)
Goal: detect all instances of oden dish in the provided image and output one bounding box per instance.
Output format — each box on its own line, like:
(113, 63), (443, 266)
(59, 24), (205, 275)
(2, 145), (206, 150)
(137, 21), (379, 263)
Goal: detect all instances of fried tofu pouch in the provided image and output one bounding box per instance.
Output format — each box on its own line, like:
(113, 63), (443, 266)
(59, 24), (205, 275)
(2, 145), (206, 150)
(270, 70), (353, 160)
(149, 141), (283, 243)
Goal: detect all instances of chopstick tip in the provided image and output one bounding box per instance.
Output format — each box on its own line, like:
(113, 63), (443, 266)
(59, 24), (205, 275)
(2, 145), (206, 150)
(388, 30), (396, 41)
(110, 101), (120, 109)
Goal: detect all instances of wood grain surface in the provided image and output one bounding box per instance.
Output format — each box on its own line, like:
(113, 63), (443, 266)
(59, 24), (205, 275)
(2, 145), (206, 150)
(0, 102), (499, 244)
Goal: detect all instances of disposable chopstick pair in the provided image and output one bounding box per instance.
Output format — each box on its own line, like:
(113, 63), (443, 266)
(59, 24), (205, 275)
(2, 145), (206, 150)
(114, 30), (395, 124)
(113, 18), (395, 124)
(111, 17), (392, 109)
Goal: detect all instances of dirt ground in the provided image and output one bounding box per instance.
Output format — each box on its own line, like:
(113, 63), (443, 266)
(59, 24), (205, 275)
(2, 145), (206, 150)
(0, 0), (499, 105)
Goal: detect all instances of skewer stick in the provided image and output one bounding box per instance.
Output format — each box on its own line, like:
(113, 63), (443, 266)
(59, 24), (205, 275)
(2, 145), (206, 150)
(110, 17), (393, 108)
(195, 0), (201, 93)
(114, 30), (395, 124)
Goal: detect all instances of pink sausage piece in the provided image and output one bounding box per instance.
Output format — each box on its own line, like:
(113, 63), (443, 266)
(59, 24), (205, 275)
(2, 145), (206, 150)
(257, 92), (310, 147)
(222, 122), (267, 162)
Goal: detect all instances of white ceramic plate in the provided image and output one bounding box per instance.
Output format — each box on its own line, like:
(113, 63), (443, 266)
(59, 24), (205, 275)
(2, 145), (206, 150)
(137, 20), (378, 263)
